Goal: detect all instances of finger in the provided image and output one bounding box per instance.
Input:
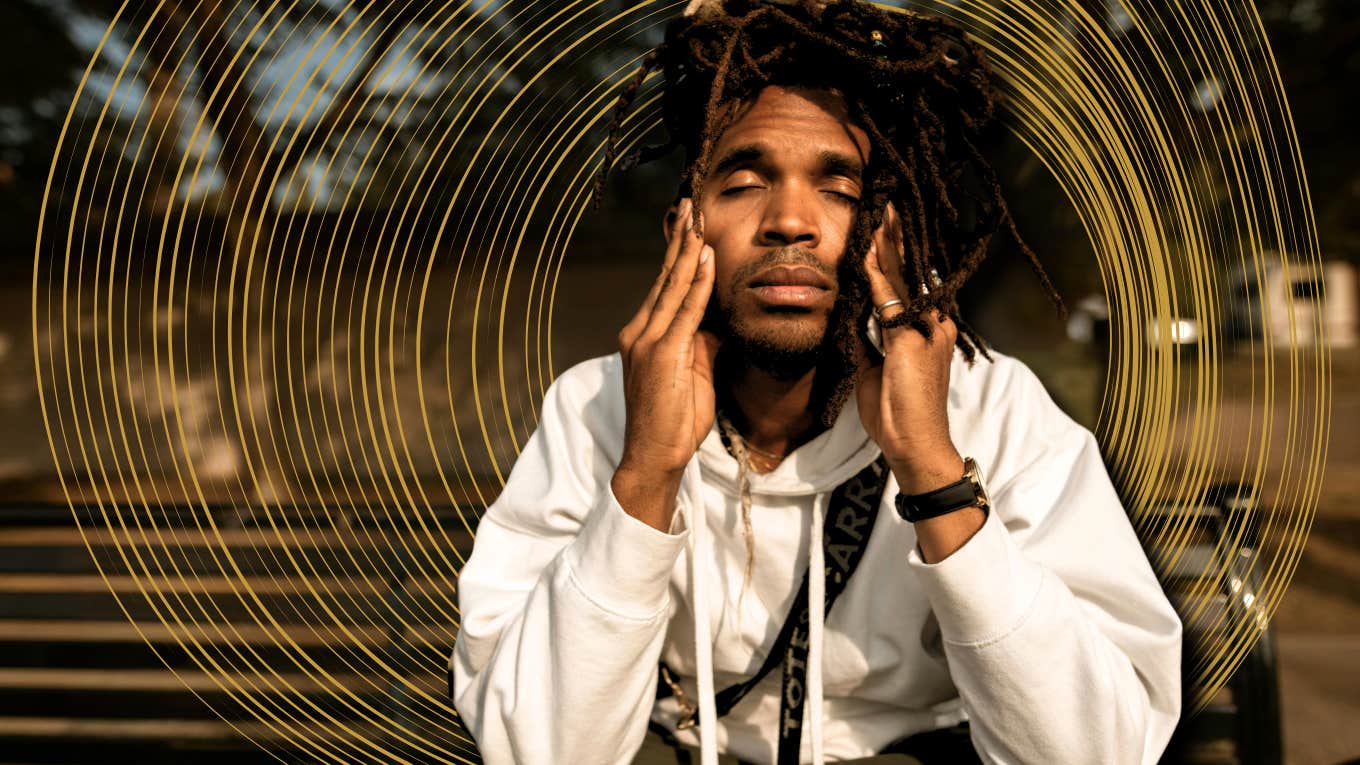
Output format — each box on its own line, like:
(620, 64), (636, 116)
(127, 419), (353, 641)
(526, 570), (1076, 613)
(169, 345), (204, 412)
(932, 309), (959, 343)
(863, 240), (902, 315)
(879, 203), (914, 305)
(907, 309), (958, 349)
(647, 198), (693, 309)
(665, 245), (715, 342)
(620, 198), (693, 349)
(644, 207), (706, 337)
(640, 198), (693, 312)
(692, 327), (724, 447)
(865, 241), (912, 355)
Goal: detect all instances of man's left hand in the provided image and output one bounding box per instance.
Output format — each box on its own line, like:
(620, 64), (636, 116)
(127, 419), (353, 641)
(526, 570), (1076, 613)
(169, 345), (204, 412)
(855, 203), (965, 496)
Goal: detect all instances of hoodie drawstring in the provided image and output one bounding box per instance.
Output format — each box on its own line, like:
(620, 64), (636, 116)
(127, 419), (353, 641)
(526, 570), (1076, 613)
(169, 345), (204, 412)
(685, 465), (720, 765)
(686, 455), (831, 765)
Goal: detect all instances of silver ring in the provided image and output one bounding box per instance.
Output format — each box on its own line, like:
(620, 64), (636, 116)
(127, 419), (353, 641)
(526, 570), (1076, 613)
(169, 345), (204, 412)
(919, 269), (943, 296)
(873, 299), (904, 319)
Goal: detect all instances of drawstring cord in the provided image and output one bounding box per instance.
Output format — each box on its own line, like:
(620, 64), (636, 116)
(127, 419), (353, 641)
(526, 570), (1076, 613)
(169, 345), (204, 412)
(708, 411), (829, 764)
(684, 464), (720, 765)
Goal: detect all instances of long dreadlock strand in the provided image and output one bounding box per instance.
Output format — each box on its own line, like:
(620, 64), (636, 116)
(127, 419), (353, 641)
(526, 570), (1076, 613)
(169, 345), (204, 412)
(852, 110), (924, 271)
(590, 49), (661, 210)
(902, 144), (934, 298)
(916, 97), (960, 226)
(690, 17), (752, 234)
(954, 312), (994, 364)
(960, 134), (1068, 319)
(715, 409), (759, 627)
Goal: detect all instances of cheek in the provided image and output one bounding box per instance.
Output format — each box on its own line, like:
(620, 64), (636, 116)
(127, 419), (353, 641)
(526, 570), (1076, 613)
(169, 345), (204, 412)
(702, 229), (745, 295)
(828, 208), (857, 246)
(712, 259), (741, 302)
(828, 213), (861, 267)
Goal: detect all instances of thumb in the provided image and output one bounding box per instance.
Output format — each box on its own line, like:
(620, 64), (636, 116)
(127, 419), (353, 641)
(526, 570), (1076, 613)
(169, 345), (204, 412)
(856, 363), (882, 430)
(693, 329), (722, 382)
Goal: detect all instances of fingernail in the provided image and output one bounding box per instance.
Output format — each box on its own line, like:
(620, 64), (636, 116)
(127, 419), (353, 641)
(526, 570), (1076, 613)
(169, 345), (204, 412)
(700, 245), (712, 264)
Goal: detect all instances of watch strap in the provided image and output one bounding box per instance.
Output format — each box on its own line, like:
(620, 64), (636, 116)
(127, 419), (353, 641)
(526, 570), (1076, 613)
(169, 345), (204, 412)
(894, 458), (987, 522)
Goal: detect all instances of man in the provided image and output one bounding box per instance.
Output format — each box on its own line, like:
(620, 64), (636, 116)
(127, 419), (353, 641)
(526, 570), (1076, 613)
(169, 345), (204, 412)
(450, 1), (1182, 763)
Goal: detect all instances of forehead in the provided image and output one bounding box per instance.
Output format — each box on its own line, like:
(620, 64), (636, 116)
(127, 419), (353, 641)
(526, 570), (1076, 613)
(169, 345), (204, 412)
(712, 85), (871, 167)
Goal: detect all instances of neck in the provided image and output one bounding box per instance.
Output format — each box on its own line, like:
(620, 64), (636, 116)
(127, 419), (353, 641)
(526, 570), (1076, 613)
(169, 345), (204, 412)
(718, 362), (828, 458)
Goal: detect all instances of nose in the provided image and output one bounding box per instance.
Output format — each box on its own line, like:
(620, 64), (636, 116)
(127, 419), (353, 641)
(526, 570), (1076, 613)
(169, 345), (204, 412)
(755, 183), (820, 249)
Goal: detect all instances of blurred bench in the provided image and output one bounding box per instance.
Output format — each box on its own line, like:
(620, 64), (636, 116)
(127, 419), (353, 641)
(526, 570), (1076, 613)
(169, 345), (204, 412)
(1155, 484), (1284, 765)
(0, 488), (1285, 764)
(0, 503), (480, 764)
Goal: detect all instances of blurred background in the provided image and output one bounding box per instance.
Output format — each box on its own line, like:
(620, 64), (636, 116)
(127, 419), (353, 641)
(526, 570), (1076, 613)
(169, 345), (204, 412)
(0, 0), (1354, 763)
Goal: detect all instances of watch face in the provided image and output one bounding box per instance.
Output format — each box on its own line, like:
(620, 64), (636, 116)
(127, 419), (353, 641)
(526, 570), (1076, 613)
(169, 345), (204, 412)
(965, 457), (991, 509)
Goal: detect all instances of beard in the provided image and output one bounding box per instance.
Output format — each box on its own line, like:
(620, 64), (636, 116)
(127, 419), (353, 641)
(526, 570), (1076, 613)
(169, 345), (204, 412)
(700, 246), (845, 381)
(701, 243), (874, 427)
(702, 302), (829, 380)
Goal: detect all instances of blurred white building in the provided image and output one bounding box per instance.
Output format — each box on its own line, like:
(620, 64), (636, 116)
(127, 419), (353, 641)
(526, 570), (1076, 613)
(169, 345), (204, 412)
(1226, 255), (1357, 348)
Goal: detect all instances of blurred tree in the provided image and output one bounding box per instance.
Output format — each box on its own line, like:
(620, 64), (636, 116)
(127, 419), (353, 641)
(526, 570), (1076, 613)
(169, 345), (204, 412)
(0, 0), (1348, 302)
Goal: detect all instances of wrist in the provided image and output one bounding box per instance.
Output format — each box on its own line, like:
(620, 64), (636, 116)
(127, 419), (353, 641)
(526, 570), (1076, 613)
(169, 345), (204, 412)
(611, 462), (684, 532)
(615, 453), (687, 488)
(617, 445), (689, 480)
(912, 506), (987, 564)
(888, 448), (964, 495)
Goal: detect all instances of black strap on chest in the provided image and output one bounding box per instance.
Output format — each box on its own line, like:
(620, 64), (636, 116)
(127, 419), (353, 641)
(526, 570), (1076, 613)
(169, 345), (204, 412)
(656, 454), (890, 764)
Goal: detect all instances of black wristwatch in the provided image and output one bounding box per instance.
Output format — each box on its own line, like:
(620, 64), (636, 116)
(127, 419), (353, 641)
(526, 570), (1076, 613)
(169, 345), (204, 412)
(894, 457), (991, 522)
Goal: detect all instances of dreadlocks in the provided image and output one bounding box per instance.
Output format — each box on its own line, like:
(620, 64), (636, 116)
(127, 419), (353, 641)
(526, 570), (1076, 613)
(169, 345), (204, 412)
(591, 0), (1067, 428)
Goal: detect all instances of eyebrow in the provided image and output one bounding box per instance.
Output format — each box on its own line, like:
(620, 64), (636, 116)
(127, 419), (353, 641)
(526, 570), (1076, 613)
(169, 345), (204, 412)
(710, 143), (864, 180)
(818, 150), (864, 180)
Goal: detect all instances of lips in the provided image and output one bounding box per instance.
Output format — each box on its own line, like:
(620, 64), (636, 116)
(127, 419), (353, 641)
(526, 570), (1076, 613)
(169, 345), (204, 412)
(747, 266), (833, 309)
(749, 266), (834, 290)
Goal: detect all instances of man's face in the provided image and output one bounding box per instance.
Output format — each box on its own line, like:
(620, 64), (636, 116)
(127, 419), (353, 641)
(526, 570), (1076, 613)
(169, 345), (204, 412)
(667, 85), (871, 377)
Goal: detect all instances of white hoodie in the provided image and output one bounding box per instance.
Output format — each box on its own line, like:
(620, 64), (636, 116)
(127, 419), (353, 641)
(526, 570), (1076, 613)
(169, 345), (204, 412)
(450, 346), (1183, 764)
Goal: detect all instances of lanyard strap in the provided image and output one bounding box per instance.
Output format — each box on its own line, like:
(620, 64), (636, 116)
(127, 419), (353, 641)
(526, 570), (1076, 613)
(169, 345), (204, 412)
(658, 454), (890, 761)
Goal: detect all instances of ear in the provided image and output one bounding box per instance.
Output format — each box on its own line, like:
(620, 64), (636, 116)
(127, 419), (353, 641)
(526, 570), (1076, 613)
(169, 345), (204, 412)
(662, 201), (682, 246)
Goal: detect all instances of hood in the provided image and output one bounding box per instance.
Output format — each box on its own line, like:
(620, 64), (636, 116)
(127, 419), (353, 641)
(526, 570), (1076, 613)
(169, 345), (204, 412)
(695, 384), (884, 498)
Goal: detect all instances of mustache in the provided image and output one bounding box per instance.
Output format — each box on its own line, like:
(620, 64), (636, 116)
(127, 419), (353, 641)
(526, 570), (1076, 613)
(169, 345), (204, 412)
(729, 246), (836, 286)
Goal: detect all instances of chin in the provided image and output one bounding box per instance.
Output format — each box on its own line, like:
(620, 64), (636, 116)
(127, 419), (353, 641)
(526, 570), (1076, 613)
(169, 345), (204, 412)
(745, 311), (825, 347)
(723, 311), (829, 377)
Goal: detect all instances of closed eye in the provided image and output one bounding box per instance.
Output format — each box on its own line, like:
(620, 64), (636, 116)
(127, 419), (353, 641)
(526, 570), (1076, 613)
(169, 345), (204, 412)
(718, 187), (859, 203)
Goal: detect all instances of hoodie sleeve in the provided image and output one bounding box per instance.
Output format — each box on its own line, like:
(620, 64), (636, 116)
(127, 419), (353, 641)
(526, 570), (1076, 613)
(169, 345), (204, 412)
(905, 357), (1183, 765)
(450, 355), (689, 764)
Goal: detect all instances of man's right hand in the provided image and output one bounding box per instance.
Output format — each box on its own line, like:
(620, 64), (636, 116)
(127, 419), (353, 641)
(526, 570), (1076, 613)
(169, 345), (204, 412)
(611, 198), (720, 532)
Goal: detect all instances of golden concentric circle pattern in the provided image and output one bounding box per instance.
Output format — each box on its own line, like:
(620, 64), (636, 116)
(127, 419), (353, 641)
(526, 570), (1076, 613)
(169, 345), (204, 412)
(32, 0), (1326, 760)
